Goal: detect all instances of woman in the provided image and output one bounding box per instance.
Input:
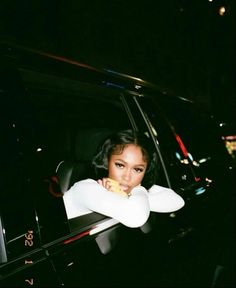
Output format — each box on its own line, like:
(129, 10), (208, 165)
(63, 129), (185, 228)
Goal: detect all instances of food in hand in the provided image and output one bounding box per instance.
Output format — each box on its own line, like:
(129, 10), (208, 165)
(107, 178), (127, 197)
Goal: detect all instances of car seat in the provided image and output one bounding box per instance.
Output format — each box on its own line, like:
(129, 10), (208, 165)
(56, 128), (115, 194)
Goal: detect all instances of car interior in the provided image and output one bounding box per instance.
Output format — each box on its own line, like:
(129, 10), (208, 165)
(56, 127), (117, 194)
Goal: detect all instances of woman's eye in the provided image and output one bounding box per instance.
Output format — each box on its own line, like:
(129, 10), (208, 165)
(115, 162), (124, 168)
(134, 168), (144, 173)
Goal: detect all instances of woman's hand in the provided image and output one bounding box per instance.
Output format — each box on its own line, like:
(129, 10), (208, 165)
(97, 178), (127, 197)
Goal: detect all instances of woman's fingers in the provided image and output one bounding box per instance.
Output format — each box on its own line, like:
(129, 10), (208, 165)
(98, 178), (111, 190)
(98, 178), (127, 196)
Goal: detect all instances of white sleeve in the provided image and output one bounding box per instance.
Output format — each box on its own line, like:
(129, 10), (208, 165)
(64, 179), (150, 228)
(148, 184), (185, 213)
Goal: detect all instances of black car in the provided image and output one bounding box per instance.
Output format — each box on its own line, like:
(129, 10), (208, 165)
(0, 42), (234, 287)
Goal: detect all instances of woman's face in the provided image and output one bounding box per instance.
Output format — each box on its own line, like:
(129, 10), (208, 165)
(108, 144), (147, 193)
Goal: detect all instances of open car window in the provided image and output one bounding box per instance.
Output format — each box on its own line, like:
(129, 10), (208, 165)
(19, 69), (134, 235)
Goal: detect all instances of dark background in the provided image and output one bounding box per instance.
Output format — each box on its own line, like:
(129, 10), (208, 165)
(1, 0), (235, 125)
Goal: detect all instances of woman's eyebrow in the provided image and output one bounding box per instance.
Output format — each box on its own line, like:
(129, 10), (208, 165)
(115, 159), (147, 167)
(134, 163), (146, 167)
(136, 164), (147, 169)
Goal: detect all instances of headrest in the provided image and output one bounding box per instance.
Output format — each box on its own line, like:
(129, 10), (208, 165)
(74, 128), (116, 162)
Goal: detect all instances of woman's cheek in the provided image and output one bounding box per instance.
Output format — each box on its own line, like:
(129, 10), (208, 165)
(108, 167), (120, 180)
(137, 173), (145, 184)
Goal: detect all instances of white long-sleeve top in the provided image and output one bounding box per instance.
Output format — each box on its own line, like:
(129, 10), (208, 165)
(63, 179), (185, 228)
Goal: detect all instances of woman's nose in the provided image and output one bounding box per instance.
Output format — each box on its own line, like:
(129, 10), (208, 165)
(122, 169), (131, 181)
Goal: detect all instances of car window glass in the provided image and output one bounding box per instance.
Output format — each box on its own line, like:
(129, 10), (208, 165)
(149, 96), (231, 181)
(137, 97), (196, 189)
(123, 94), (168, 187)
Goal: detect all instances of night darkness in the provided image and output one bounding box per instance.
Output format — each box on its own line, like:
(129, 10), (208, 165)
(1, 0), (235, 125)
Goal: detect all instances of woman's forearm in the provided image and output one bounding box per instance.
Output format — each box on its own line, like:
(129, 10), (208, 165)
(148, 185), (185, 213)
(64, 179), (150, 228)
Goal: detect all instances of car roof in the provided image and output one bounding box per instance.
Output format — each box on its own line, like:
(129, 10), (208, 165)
(0, 41), (152, 92)
(1, 40), (203, 121)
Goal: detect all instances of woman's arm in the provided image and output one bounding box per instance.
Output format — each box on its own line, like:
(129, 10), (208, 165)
(148, 184), (185, 213)
(64, 179), (150, 228)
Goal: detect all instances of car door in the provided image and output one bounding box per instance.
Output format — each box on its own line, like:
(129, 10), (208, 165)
(0, 70), (67, 286)
(14, 65), (144, 286)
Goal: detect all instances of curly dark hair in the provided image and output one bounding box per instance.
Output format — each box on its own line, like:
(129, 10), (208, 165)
(92, 129), (159, 189)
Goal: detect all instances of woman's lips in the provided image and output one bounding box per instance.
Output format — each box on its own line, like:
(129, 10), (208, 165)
(120, 184), (130, 192)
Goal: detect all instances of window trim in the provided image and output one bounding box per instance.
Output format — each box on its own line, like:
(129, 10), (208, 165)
(132, 96), (172, 188)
